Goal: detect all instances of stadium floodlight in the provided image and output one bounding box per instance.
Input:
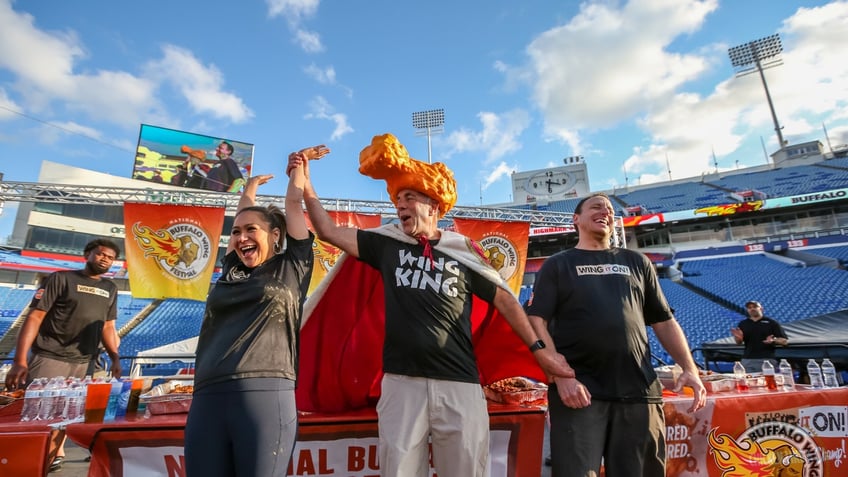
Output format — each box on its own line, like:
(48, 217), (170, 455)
(728, 34), (785, 152)
(412, 109), (445, 163)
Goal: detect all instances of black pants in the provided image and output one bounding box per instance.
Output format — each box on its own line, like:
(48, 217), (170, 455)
(184, 378), (297, 477)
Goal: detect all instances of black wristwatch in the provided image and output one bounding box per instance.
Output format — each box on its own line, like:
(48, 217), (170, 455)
(529, 340), (546, 352)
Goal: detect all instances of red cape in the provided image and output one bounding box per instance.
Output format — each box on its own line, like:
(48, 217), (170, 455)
(295, 227), (546, 413)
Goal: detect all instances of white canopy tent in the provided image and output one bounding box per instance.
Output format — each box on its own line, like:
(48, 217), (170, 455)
(130, 336), (198, 378)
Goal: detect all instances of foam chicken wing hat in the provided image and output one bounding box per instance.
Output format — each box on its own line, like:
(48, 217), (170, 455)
(358, 133), (457, 217)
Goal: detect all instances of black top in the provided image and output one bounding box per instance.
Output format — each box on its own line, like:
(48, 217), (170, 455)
(527, 248), (672, 403)
(357, 230), (497, 383)
(737, 316), (787, 359)
(194, 233), (314, 390)
(32, 270), (118, 364)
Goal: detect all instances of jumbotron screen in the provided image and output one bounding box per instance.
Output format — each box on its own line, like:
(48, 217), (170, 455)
(133, 124), (254, 194)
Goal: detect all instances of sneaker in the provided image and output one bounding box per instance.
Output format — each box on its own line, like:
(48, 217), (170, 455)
(49, 456), (64, 472)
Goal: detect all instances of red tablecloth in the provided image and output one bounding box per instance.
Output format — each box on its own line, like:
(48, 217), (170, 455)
(0, 400), (62, 477)
(64, 403), (545, 477)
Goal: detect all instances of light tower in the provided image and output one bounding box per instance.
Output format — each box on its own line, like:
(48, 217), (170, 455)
(412, 108), (445, 164)
(728, 34), (786, 151)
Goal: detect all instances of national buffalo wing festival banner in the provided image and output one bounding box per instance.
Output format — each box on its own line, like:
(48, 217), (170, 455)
(123, 202), (224, 300)
(452, 218), (530, 295)
(305, 211), (381, 295)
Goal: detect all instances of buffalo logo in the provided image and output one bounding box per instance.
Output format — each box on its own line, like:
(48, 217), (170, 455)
(477, 235), (519, 282)
(313, 239), (342, 273)
(708, 422), (823, 476)
(131, 222), (213, 280)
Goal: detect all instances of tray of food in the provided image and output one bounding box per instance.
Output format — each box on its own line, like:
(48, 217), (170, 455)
(139, 381), (194, 415)
(484, 377), (547, 406)
(0, 389), (24, 406)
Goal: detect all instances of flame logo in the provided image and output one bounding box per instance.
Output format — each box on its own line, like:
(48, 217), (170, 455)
(313, 239), (341, 273)
(695, 201), (764, 217)
(708, 429), (808, 477)
(133, 223), (199, 268)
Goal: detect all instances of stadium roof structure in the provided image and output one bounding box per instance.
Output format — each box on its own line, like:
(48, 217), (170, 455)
(0, 179), (577, 227)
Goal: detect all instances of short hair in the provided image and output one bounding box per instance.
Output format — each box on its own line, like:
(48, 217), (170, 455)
(220, 141), (234, 155)
(84, 238), (120, 258)
(574, 192), (611, 214)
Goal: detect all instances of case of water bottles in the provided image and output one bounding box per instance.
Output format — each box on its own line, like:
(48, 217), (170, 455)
(18, 375), (92, 422)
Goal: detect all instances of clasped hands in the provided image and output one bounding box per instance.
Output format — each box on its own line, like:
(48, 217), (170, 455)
(286, 144), (330, 176)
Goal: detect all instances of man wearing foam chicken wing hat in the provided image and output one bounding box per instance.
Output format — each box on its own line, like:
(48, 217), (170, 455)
(290, 134), (574, 477)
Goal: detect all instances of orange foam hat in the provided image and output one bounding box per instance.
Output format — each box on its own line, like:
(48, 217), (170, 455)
(359, 133), (457, 217)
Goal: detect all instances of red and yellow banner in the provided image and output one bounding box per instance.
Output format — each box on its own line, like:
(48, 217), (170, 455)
(452, 219), (530, 295)
(306, 212), (381, 295)
(123, 202), (225, 301)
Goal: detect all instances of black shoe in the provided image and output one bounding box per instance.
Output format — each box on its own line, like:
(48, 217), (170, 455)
(545, 455), (552, 466)
(49, 456), (64, 472)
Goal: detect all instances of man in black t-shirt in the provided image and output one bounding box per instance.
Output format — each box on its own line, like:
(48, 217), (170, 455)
(527, 193), (706, 477)
(291, 135), (574, 477)
(731, 300), (788, 372)
(5, 238), (122, 471)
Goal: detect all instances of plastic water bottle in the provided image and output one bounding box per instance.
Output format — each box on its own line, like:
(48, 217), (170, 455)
(807, 359), (824, 389)
(37, 377), (63, 420)
(762, 360), (778, 391)
(20, 377), (45, 422)
(63, 379), (83, 421)
(821, 358), (839, 388)
(778, 359), (795, 390)
(733, 361), (748, 392)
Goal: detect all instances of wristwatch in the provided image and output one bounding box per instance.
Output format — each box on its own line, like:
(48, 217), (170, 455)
(529, 340), (546, 352)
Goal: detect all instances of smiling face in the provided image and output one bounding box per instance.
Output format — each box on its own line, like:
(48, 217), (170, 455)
(395, 189), (439, 238)
(231, 209), (280, 268)
(573, 194), (615, 248)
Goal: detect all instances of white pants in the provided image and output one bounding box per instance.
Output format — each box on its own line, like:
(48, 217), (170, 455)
(377, 373), (490, 477)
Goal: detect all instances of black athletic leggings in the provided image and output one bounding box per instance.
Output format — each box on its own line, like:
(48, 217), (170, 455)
(184, 378), (297, 477)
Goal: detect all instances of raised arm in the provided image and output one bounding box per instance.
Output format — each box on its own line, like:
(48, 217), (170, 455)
(288, 148), (361, 257)
(285, 152), (309, 240)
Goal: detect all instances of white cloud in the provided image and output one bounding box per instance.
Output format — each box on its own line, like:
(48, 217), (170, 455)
(0, 87), (20, 120)
(267, 0), (324, 53)
(144, 45), (254, 124)
(266, 0), (320, 21)
(304, 64), (336, 84)
(304, 96), (353, 140)
(0, 0), (163, 127)
(517, 0), (848, 186)
(444, 109), (531, 163)
(482, 161), (517, 190)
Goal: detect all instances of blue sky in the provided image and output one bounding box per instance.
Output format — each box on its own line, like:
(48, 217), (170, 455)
(1, 0), (847, 243)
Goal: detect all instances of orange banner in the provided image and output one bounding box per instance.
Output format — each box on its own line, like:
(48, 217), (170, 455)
(306, 212), (381, 295)
(123, 202), (224, 301)
(452, 219), (530, 295)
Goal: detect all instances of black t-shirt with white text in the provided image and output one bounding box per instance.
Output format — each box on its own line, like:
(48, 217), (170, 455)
(32, 270), (118, 364)
(357, 230), (497, 384)
(528, 248), (672, 403)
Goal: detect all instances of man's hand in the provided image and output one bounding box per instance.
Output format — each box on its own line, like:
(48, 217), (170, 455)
(675, 370), (707, 413)
(553, 376), (592, 409)
(109, 360), (122, 380)
(730, 327), (743, 343)
(536, 349), (575, 381)
(298, 144), (330, 161)
(4, 363), (28, 390)
(287, 145), (330, 176)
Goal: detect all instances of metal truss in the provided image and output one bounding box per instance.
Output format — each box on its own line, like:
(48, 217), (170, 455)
(0, 180), (576, 227)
